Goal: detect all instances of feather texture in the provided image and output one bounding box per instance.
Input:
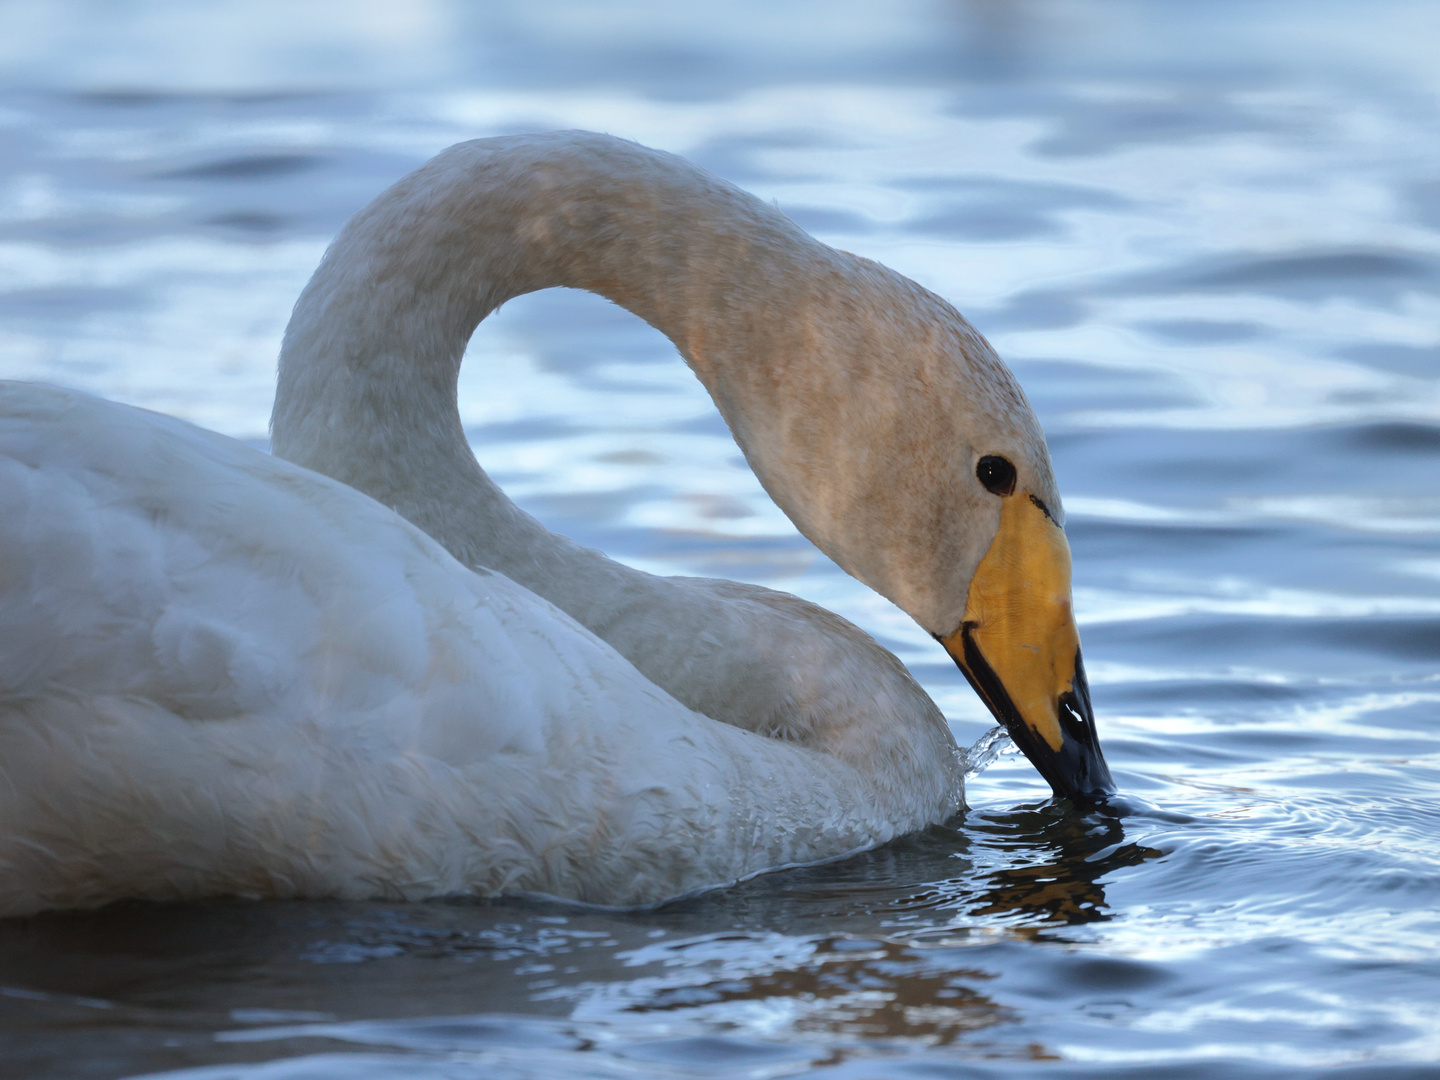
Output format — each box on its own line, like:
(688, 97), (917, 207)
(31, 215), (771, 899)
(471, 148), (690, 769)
(0, 383), (959, 915)
(0, 132), (1081, 915)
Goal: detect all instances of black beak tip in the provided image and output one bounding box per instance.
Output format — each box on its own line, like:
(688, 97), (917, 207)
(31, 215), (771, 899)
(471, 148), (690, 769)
(1007, 715), (1116, 805)
(944, 632), (1118, 804)
(1058, 763), (1118, 805)
(1047, 680), (1116, 803)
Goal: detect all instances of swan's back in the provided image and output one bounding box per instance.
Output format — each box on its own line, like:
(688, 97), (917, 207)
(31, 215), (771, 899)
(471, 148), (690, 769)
(0, 383), (931, 916)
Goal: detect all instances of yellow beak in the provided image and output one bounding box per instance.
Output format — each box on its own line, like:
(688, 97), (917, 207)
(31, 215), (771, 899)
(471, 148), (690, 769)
(939, 493), (1114, 801)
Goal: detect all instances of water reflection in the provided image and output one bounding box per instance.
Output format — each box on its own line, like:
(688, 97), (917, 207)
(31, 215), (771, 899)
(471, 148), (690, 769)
(957, 803), (1163, 927)
(613, 936), (1011, 1048)
(637, 799), (1167, 943)
(0, 803), (1166, 1070)
(2, 0), (1440, 1075)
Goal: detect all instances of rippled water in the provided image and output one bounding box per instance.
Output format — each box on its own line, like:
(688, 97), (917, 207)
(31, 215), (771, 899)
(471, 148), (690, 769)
(2, 2), (1439, 1077)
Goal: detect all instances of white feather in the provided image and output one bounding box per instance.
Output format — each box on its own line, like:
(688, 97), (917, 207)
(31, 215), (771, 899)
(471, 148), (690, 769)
(0, 383), (958, 915)
(0, 132), (1074, 915)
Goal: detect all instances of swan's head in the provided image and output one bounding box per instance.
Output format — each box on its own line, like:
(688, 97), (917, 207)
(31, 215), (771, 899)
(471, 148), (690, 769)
(935, 451), (1113, 802)
(400, 136), (1116, 801)
(714, 258), (1115, 802)
(895, 351), (1113, 804)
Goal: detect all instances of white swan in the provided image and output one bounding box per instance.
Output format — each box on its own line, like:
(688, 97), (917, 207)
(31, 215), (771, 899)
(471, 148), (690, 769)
(0, 132), (1110, 917)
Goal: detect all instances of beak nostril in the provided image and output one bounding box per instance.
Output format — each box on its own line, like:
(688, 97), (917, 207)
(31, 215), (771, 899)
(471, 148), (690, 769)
(1058, 692), (1091, 738)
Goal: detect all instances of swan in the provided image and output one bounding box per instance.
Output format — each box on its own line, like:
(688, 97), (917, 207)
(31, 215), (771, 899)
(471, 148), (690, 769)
(0, 132), (1111, 917)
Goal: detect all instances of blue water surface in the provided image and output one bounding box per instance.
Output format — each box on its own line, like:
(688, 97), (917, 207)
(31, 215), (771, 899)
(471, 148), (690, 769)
(1, 2), (1438, 1077)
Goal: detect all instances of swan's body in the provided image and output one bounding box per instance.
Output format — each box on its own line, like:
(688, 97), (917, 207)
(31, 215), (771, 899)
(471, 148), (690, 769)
(0, 384), (952, 914)
(0, 132), (1110, 917)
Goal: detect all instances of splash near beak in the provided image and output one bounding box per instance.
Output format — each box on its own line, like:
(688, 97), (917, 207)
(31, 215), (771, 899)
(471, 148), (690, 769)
(939, 493), (1115, 801)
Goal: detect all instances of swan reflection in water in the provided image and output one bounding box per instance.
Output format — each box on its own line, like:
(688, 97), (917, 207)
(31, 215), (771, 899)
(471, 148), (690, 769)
(0, 804), (1161, 1061)
(682, 797), (1165, 930)
(563, 801), (1164, 1053)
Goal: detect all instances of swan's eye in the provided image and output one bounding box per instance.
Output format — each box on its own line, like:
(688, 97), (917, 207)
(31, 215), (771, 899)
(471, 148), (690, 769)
(976, 455), (1016, 496)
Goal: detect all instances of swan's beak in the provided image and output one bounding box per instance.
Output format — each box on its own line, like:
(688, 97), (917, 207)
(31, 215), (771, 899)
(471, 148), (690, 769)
(939, 493), (1115, 801)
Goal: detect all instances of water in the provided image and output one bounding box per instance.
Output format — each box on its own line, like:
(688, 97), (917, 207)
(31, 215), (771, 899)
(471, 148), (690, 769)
(2, 1), (1439, 1077)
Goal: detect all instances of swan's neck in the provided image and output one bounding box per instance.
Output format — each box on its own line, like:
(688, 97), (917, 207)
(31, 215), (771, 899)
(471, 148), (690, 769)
(274, 132), (1040, 636)
(271, 132), (979, 814)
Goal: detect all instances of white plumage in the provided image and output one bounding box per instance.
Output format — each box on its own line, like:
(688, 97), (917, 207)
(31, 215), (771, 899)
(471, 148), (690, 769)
(0, 131), (1086, 916)
(0, 384), (957, 915)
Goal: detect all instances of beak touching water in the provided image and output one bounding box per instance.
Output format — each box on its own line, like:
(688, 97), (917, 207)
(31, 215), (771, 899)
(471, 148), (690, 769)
(939, 492), (1115, 802)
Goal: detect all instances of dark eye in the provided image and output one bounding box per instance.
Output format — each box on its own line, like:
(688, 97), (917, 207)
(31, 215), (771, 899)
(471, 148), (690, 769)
(976, 455), (1016, 496)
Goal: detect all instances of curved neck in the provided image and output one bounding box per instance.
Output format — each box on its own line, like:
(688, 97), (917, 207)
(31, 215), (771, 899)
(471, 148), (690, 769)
(272, 131), (1039, 634)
